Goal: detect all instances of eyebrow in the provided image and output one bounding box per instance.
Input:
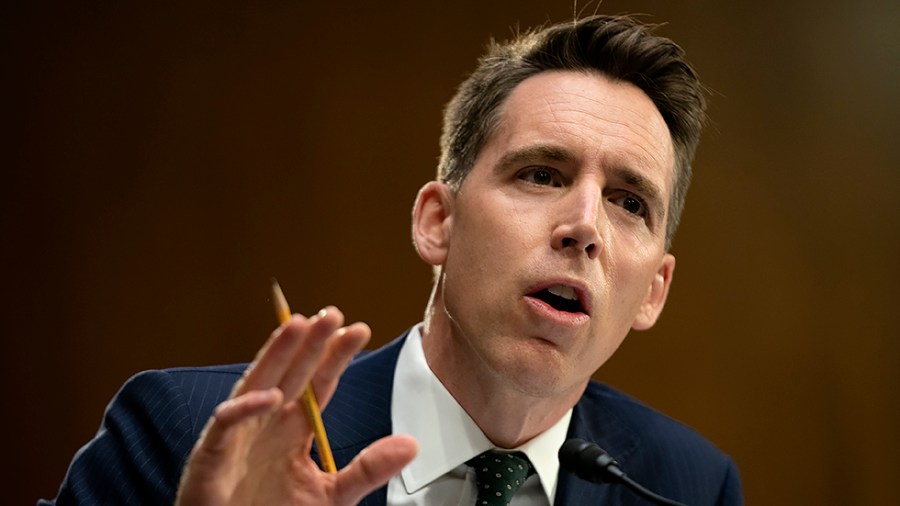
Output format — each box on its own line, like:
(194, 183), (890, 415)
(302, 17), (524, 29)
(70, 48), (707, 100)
(496, 144), (575, 171)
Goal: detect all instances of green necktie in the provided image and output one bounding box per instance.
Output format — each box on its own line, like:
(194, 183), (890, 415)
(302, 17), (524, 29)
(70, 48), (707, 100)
(466, 450), (535, 506)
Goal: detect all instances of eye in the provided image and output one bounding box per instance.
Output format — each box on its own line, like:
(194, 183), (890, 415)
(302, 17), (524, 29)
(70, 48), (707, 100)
(518, 167), (562, 187)
(610, 193), (647, 218)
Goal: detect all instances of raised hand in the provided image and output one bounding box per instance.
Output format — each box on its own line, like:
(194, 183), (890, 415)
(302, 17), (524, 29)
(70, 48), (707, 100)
(175, 307), (418, 506)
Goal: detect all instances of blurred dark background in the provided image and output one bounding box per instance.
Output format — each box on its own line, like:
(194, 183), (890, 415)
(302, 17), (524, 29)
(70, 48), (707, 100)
(6, 1), (899, 504)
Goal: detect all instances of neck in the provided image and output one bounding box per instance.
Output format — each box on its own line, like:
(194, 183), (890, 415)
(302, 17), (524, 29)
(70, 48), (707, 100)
(420, 286), (584, 448)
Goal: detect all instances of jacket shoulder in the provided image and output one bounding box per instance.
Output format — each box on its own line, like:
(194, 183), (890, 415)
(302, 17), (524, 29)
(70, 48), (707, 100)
(39, 365), (247, 505)
(581, 381), (724, 454)
(575, 381), (743, 505)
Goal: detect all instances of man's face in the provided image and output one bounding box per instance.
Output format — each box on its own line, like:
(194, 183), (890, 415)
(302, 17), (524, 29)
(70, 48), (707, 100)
(432, 70), (676, 398)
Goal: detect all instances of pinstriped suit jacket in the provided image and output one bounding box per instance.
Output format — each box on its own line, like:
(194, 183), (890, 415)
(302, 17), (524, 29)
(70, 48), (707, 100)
(41, 333), (742, 505)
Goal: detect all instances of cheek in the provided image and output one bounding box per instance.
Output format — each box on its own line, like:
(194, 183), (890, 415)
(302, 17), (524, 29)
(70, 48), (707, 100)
(603, 257), (663, 335)
(453, 198), (532, 265)
(443, 203), (530, 308)
(609, 226), (663, 283)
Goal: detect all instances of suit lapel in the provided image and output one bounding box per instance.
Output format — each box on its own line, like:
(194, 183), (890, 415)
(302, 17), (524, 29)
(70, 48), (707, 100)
(315, 334), (408, 506)
(554, 385), (640, 506)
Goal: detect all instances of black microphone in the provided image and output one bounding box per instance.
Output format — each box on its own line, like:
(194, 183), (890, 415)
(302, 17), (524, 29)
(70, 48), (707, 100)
(559, 438), (690, 506)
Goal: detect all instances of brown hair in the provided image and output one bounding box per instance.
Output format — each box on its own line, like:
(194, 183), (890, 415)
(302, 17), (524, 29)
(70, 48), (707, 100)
(438, 15), (707, 249)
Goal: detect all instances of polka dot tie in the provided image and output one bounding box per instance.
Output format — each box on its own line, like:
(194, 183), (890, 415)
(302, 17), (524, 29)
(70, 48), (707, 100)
(466, 450), (535, 506)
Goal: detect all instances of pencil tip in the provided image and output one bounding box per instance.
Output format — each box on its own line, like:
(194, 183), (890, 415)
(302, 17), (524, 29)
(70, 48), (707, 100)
(270, 278), (291, 324)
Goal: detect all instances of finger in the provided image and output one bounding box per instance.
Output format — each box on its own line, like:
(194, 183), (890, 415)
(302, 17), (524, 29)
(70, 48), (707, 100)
(252, 312), (308, 365)
(278, 306), (344, 401)
(310, 321), (371, 407)
(202, 388), (283, 452)
(175, 389), (284, 506)
(236, 315), (310, 395)
(333, 434), (419, 506)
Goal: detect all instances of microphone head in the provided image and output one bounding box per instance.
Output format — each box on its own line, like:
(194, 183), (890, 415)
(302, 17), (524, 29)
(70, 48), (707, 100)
(559, 438), (623, 484)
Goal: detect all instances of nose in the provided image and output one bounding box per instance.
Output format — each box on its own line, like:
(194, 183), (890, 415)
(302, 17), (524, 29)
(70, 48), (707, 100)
(550, 185), (602, 260)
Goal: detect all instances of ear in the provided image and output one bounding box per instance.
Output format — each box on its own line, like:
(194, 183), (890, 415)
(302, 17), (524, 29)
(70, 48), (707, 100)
(631, 253), (676, 331)
(412, 181), (455, 266)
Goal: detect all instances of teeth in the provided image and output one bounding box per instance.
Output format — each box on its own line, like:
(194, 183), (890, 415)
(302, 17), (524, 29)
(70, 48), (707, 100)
(548, 285), (578, 301)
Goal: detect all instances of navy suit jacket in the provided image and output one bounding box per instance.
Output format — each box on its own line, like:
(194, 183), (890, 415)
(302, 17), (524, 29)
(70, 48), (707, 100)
(42, 334), (742, 505)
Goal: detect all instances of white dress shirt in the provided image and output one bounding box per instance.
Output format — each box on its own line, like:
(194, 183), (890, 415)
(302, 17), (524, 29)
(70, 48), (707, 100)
(386, 324), (572, 505)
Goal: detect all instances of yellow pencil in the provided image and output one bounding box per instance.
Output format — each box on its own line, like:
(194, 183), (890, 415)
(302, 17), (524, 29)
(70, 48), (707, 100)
(271, 278), (337, 473)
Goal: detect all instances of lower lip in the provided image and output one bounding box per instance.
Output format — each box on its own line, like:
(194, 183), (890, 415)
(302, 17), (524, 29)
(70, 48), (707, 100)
(523, 296), (590, 327)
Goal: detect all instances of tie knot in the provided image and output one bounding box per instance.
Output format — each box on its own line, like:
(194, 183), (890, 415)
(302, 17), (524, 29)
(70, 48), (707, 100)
(466, 450), (534, 505)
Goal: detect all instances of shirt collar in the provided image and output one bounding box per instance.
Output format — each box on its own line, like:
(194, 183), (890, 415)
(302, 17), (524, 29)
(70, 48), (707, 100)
(392, 325), (572, 504)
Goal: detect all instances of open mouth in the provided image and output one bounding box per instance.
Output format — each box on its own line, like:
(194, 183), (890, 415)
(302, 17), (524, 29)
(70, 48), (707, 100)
(528, 285), (586, 314)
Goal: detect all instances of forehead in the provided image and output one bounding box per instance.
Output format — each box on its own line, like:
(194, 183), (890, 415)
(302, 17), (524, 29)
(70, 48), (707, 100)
(483, 70), (675, 194)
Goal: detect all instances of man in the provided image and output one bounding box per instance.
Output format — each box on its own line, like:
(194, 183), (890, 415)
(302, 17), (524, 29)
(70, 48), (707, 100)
(43, 15), (742, 505)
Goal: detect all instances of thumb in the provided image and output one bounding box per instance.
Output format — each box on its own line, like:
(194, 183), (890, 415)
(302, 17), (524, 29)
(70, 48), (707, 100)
(333, 434), (418, 505)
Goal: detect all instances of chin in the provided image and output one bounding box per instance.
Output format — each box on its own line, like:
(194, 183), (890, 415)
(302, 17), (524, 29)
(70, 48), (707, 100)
(490, 342), (576, 398)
